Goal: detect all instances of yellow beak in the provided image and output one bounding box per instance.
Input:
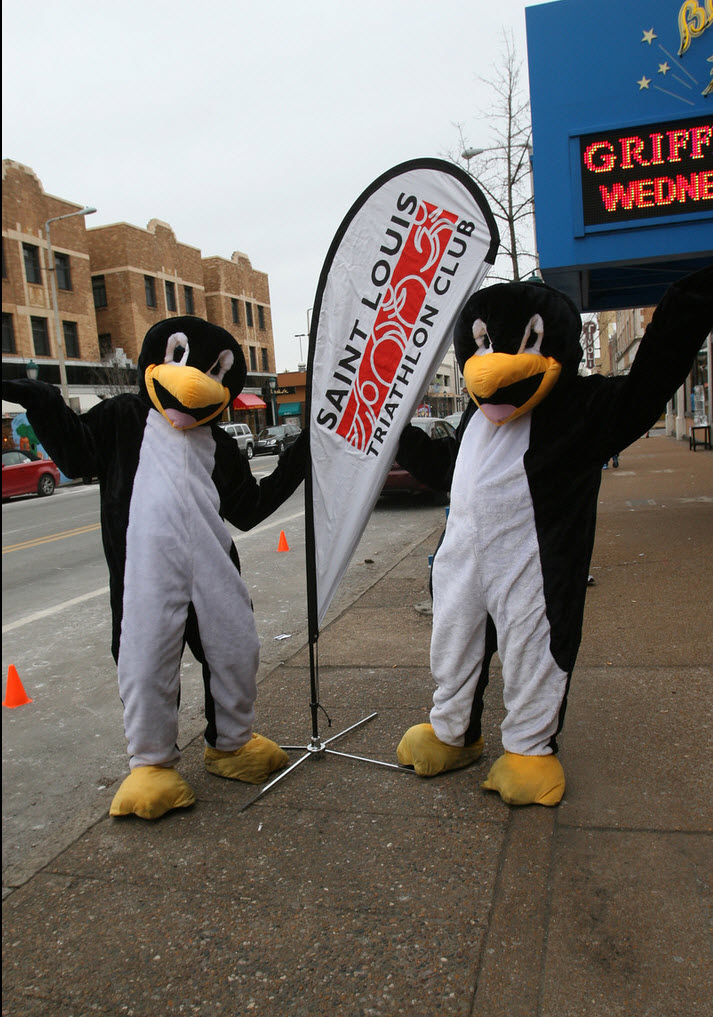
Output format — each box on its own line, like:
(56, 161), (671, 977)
(463, 352), (561, 425)
(144, 363), (231, 429)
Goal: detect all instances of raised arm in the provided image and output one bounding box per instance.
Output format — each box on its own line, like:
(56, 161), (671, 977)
(2, 379), (100, 479)
(394, 417), (463, 493)
(215, 427), (309, 530)
(603, 267), (713, 453)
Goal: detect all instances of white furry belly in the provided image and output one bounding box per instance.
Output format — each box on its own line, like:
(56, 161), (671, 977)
(123, 412), (230, 601)
(449, 412), (536, 582)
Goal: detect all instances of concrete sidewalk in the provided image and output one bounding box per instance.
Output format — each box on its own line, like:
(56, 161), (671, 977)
(2, 431), (712, 1017)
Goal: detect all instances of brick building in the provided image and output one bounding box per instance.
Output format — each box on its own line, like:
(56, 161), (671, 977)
(275, 370), (307, 426)
(203, 251), (274, 374)
(87, 218), (206, 364)
(2, 160), (101, 408)
(202, 251), (275, 428)
(2, 160), (278, 428)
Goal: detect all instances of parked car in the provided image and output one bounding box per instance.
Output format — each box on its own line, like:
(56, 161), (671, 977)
(254, 423), (301, 456)
(2, 450), (61, 499)
(219, 421), (255, 458)
(381, 417), (456, 498)
(444, 411), (463, 430)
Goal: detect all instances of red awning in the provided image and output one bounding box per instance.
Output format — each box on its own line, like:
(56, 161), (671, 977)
(233, 393), (266, 409)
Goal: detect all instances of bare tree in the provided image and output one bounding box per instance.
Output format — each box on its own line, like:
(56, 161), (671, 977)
(450, 30), (538, 283)
(88, 348), (138, 399)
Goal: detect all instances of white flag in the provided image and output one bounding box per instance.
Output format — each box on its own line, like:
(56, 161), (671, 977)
(306, 158), (499, 632)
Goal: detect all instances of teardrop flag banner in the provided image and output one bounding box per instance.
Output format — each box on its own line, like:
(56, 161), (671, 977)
(305, 158), (499, 642)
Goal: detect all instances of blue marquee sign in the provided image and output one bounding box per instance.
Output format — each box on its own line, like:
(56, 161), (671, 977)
(526, 0), (712, 309)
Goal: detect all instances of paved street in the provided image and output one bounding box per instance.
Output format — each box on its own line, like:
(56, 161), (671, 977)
(2, 430), (712, 1017)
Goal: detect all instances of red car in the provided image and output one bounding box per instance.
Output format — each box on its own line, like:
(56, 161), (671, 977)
(2, 450), (61, 499)
(381, 417), (456, 498)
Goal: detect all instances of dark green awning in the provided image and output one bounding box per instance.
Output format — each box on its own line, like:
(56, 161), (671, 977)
(278, 402), (301, 416)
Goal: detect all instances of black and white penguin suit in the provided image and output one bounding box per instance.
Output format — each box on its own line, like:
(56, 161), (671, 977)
(395, 267), (713, 806)
(3, 317), (307, 818)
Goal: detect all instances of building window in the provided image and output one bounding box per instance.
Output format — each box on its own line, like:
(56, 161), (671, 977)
(92, 275), (107, 308)
(55, 252), (72, 290)
(165, 280), (177, 312)
(2, 313), (16, 354)
(261, 347), (269, 371)
(63, 321), (80, 358)
(144, 275), (157, 308)
(184, 285), (195, 314)
(23, 243), (42, 285)
(258, 305), (265, 330)
(31, 316), (50, 356)
(231, 298), (240, 324)
(245, 302), (253, 328)
(98, 333), (114, 358)
(249, 346), (258, 371)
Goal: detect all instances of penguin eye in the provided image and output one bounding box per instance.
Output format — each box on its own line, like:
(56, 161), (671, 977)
(518, 314), (544, 355)
(472, 318), (492, 355)
(165, 332), (190, 366)
(208, 349), (234, 382)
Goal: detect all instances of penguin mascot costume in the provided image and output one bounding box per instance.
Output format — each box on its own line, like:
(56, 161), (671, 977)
(3, 317), (308, 819)
(394, 267), (713, 806)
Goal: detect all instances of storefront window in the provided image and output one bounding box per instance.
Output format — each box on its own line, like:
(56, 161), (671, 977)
(692, 348), (709, 423)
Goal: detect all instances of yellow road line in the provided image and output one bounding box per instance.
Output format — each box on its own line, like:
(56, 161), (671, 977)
(2, 522), (101, 554)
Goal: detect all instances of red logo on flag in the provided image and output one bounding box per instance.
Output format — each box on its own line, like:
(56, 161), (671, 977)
(336, 201), (458, 449)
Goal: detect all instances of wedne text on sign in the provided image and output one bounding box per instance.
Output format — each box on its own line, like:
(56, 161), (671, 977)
(579, 116), (713, 226)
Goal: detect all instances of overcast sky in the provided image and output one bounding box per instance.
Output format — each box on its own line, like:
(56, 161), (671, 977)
(2, 0), (547, 371)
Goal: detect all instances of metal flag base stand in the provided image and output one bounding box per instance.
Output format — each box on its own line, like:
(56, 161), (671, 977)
(239, 701), (417, 812)
(238, 350), (423, 813)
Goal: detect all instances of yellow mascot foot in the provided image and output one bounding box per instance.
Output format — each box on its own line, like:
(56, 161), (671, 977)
(109, 765), (196, 820)
(482, 751), (565, 806)
(204, 733), (289, 784)
(396, 723), (484, 777)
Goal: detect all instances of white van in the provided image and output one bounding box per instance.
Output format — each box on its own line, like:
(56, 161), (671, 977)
(218, 422), (255, 458)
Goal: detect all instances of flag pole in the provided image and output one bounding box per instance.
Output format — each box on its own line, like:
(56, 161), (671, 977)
(304, 299), (325, 745)
(239, 292), (415, 813)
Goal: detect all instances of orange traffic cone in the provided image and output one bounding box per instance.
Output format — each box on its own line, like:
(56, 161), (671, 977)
(277, 530), (290, 552)
(3, 665), (33, 708)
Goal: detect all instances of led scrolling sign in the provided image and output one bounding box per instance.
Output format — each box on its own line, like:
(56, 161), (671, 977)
(579, 116), (713, 227)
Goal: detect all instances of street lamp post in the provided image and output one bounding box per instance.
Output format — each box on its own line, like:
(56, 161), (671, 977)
(268, 375), (278, 426)
(295, 333), (307, 367)
(461, 146), (489, 161)
(44, 205), (96, 403)
(461, 143), (539, 275)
